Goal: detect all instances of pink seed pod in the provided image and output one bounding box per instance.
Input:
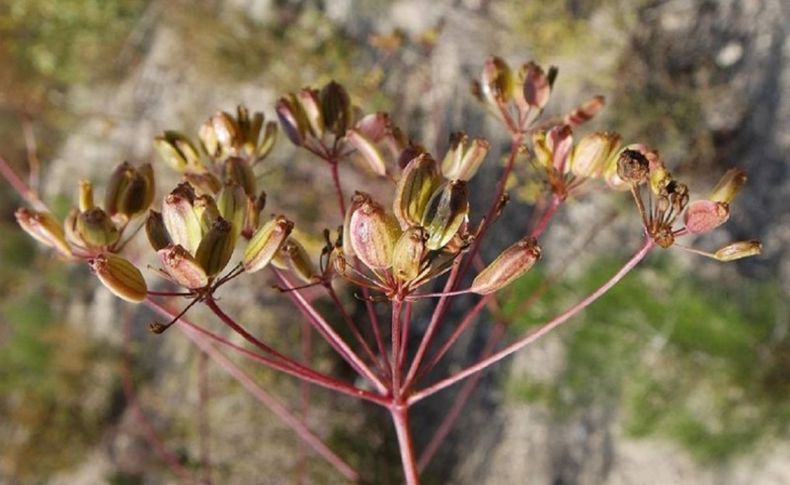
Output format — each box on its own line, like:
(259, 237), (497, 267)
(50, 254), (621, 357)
(683, 200), (730, 234)
(348, 194), (400, 271)
(471, 236), (541, 295)
(158, 244), (209, 289)
(522, 62), (552, 110)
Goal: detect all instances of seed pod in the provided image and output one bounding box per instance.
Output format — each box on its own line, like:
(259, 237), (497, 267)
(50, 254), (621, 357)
(15, 208), (72, 257)
(162, 183), (202, 254)
(195, 218), (235, 277)
(193, 194), (220, 234)
(211, 111), (242, 157)
(199, 118), (221, 158)
(276, 95), (307, 146)
(683, 200), (730, 234)
(105, 162), (154, 219)
(547, 125), (573, 174)
(275, 237), (316, 284)
(714, 240), (762, 262)
(217, 183), (246, 240)
(104, 161), (134, 216)
(421, 180), (469, 251)
(481, 56), (513, 105)
(564, 95), (605, 127)
(77, 208), (120, 248)
(441, 132), (467, 178)
(184, 171), (222, 195)
(348, 194), (400, 271)
(154, 131), (202, 172)
(237, 105), (263, 156)
(64, 208), (84, 248)
(617, 149), (650, 185)
(78, 179), (94, 212)
(257, 121), (278, 160)
(442, 133), (490, 181)
(356, 112), (390, 142)
(224, 156), (256, 196)
(90, 253), (147, 302)
(243, 215), (294, 273)
(521, 62), (552, 110)
(394, 154), (440, 228)
(159, 244), (209, 289)
(297, 88), (324, 138)
(346, 128), (387, 176)
(145, 210), (172, 251)
(709, 168), (747, 204)
(471, 236), (541, 294)
(392, 226), (428, 282)
(570, 132), (621, 179)
(320, 80), (352, 137)
(244, 191), (267, 236)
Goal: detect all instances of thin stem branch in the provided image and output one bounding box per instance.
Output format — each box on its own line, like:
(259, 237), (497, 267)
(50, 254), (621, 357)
(390, 405), (420, 485)
(408, 237), (655, 405)
(0, 155), (47, 210)
(274, 269), (390, 395)
(330, 161), (347, 217)
(197, 351), (212, 485)
(326, 284), (387, 375)
(391, 299), (403, 393)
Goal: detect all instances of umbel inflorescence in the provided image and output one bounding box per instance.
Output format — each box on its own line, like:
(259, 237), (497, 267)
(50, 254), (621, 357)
(9, 56), (761, 483)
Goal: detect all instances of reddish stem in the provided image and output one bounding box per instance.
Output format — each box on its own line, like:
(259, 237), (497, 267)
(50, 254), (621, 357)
(408, 237), (655, 405)
(197, 351), (212, 484)
(326, 284), (388, 375)
(390, 404), (420, 485)
(0, 155), (47, 210)
(330, 161), (347, 217)
(391, 298), (404, 393)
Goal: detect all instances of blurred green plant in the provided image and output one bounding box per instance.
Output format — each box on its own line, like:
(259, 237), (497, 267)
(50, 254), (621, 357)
(506, 257), (789, 462)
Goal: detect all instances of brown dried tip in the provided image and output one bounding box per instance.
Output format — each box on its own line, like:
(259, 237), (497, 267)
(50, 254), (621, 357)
(617, 149), (650, 185)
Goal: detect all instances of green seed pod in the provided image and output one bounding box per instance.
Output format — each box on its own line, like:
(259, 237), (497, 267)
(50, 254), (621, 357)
(257, 121), (278, 161)
(471, 236), (541, 295)
(709, 168), (747, 204)
(714, 240), (762, 262)
(346, 128), (387, 176)
(481, 56), (513, 105)
(15, 208), (72, 257)
(224, 157), (256, 196)
(570, 132), (621, 179)
(275, 237), (316, 284)
(158, 244), (209, 289)
(154, 131), (203, 172)
(77, 207), (120, 249)
(394, 154), (440, 229)
(421, 180), (469, 251)
(217, 183), (246, 241)
(243, 215), (294, 273)
(454, 137), (490, 181)
(162, 183), (202, 254)
(320, 80), (352, 137)
(193, 194), (220, 234)
(195, 218), (235, 277)
(90, 253), (147, 302)
(145, 210), (172, 251)
(78, 179), (94, 212)
(392, 226), (428, 282)
(104, 161), (134, 216)
(105, 162), (154, 219)
(348, 194), (400, 271)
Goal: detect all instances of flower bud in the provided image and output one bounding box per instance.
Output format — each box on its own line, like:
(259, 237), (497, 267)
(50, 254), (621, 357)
(421, 180), (469, 251)
(159, 244), (209, 289)
(394, 154), (440, 228)
(392, 226), (428, 282)
(224, 156), (256, 196)
(471, 236), (541, 294)
(714, 240), (762, 262)
(320, 80), (352, 137)
(297, 88), (324, 138)
(274, 237), (316, 284)
(570, 132), (621, 179)
(481, 56), (513, 105)
(521, 62), (553, 110)
(683, 200), (730, 234)
(709, 168), (747, 204)
(348, 194), (400, 271)
(78, 179), (94, 212)
(162, 183), (202, 254)
(15, 208), (71, 257)
(154, 131), (202, 171)
(90, 253), (147, 302)
(243, 215), (294, 273)
(77, 208), (120, 248)
(346, 129), (387, 176)
(195, 218), (235, 277)
(617, 149), (650, 185)
(145, 210), (171, 251)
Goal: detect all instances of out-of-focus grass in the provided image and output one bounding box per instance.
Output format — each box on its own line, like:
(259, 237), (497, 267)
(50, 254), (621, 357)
(505, 256), (789, 462)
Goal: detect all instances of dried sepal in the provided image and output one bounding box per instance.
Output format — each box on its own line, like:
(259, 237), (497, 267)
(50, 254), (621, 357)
(15, 208), (72, 257)
(471, 236), (541, 294)
(616, 149), (650, 185)
(90, 253), (147, 302)
(243, 215), (294, 273)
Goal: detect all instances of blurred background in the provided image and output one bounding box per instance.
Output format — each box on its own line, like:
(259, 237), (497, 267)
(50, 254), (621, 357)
(1, 0), (789, 483)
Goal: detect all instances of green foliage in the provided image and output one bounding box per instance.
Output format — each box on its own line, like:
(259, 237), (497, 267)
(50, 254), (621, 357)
(505, 257), (789, 462)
